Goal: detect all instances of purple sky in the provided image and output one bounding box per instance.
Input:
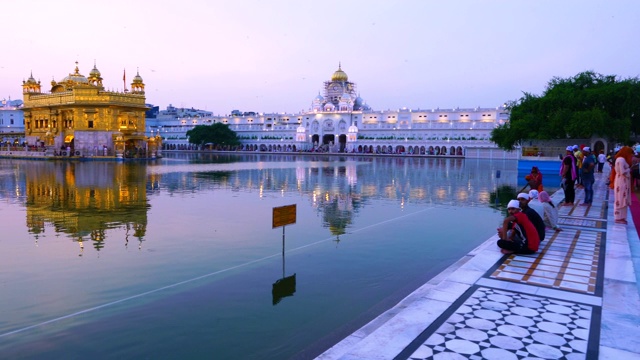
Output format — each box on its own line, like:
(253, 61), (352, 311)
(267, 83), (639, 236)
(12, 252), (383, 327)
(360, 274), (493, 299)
(1, 0), (638, 115)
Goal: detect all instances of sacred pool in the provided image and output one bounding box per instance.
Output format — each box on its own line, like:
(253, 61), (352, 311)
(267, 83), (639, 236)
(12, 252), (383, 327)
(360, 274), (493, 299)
(0, 153), (537, 359)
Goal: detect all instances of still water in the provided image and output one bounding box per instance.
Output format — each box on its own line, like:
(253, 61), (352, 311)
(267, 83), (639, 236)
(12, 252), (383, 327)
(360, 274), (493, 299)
(0, 154), (527, 359)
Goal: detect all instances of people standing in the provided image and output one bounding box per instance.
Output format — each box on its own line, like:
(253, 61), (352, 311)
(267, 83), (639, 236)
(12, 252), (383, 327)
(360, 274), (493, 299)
(560, 146), (577, 206)
(497, 200), (540, 255)
(581, 147), (596, 206)
(573, 145), (583, 187)
(631, 152), (640, 191)
(609, 147), (620, 189)
(614, 146), (634, 224)
(597, 150), (606, 173)
(539, 191), (562, 232)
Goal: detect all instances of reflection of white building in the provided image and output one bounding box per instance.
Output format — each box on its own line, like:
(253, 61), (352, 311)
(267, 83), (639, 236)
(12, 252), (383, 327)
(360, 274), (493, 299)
(147, 64), (513, 158)
(0, 98), (24, 140)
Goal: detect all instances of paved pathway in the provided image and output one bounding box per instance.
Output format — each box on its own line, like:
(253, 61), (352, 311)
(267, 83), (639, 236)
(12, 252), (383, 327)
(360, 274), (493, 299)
(317, 172), (640, 359)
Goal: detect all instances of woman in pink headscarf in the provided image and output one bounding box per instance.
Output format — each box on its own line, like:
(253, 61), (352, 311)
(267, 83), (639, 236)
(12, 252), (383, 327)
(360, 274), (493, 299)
(538, 191), (561, 232)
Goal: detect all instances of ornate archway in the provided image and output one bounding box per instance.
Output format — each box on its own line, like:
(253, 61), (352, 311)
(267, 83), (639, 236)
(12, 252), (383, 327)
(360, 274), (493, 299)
(322, 134), (335, 145)
(338, 134), (347, 152)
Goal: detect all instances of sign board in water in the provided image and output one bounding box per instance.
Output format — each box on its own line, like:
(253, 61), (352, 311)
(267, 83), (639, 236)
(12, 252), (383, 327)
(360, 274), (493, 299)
(272, 204), (296, 228)
(272, 273), (296, 305)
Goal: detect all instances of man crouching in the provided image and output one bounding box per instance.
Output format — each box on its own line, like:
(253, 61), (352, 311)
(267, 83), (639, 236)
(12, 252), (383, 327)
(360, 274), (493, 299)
(497, 200), (540, 255)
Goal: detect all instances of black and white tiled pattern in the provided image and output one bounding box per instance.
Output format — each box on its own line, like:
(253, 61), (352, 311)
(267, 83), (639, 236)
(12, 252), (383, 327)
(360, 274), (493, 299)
(407, 287), (594, 360)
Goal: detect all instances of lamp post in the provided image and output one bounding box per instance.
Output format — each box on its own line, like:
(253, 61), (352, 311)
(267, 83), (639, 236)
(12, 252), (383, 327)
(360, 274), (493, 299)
(44, 130), (54, 156)
(114, 134), (125, 159)
(155, 131), (163, 158)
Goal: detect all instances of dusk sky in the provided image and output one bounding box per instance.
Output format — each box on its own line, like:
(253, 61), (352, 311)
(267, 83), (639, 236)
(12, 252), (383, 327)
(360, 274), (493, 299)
(1, 0), (637, 115)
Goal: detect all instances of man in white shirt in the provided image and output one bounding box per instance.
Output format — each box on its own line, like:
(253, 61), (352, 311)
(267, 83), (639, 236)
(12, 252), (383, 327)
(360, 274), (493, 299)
(528, 190), (544, 219)
(597, 150), (607, 173)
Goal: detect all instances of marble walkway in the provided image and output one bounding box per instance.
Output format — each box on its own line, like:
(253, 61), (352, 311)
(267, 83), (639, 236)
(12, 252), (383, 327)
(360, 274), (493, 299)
(317, 172), (640, 360)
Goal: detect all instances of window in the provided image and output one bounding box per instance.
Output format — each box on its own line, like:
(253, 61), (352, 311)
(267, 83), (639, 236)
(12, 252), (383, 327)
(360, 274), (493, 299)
(88, 120), (94, 128)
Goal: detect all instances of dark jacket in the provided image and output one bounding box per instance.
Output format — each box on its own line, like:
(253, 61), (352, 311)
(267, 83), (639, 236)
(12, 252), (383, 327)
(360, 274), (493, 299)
(522, 206), (546, 241)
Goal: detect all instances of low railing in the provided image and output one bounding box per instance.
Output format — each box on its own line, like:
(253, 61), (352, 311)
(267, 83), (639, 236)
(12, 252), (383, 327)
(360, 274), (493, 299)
(521, 146), (572, 159)
(0, 150), (47, 158)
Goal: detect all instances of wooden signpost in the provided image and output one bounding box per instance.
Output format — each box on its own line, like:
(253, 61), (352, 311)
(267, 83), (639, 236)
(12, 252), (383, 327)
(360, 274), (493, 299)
(272, 204), (296, 228)
(272, 204), (297, 305)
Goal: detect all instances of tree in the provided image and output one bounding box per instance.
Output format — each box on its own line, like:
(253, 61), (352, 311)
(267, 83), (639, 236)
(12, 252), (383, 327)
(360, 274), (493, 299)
(491, 71), (640, 150)
(186, 123), (241, 147)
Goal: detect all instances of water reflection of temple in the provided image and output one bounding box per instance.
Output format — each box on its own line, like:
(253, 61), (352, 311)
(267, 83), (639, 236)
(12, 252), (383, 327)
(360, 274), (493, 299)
(159, 154), (514, 236)
(23, 161), (149, 250)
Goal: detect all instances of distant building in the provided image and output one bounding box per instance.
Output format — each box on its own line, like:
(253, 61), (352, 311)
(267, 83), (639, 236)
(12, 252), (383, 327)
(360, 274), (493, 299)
(22, 62), (161, 158)
(158, 104), (213, 119)
(0, 97), (24, 144)
(146, 104), (214, 144)
(145, 104), (159, 119)
(147, 64), (512, 158)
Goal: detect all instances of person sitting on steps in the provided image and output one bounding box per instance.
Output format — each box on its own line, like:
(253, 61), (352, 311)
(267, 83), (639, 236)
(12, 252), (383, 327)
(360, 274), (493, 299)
(517, 192), (546, 241)
(497, 200), (540, 255)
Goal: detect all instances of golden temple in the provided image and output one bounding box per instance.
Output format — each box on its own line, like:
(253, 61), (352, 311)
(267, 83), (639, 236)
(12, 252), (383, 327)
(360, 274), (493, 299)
(22, 62), (161, 158)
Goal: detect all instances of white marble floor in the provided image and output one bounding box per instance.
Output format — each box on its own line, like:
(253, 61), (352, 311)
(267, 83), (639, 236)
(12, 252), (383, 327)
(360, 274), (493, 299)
(317, 173), (640, 360)
(406, 287), (594, 360)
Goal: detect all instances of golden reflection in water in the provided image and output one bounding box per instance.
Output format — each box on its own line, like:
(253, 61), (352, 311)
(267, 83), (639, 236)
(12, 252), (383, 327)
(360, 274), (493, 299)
(11, 156), (508, 253)
(456, 189), (468, 201)
(316, 191), (357, 238)
(24, 162), (149, 250)
(384, 185), (396, 199)
(361, 184), (377, 197)
(410, 188), (427, 200)
(477, 190), (492, 203)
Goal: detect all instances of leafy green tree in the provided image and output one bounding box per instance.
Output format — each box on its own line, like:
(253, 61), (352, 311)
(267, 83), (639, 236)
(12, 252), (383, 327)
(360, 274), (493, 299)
(491, 71), (640, 150)
(186, 123), (241, 147)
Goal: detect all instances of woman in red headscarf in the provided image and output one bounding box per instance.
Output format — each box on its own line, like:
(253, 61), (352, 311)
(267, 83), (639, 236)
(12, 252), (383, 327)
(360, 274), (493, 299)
(526, 166), (543, 191)
(614, 146), (634, 224)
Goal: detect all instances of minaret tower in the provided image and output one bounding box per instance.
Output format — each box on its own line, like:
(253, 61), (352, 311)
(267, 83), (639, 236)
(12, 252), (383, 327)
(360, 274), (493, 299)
(131, 69), (145, 94)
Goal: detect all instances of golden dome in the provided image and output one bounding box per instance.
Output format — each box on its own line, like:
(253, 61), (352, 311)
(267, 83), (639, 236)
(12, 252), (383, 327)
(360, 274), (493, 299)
(61, 62), (88, 84)
(25, 72), (38, 84)
(331, 63), (348, 82)
(132, 70), (143, 84)
(89, 63), (101, 78)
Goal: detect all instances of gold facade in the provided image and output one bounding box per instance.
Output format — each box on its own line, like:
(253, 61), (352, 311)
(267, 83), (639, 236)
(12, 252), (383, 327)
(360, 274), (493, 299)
(22, 62), (160, 158)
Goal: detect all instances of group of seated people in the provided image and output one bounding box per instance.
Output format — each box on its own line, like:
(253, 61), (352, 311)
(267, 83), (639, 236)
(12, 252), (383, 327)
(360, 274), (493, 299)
(497, 190), (562, 255)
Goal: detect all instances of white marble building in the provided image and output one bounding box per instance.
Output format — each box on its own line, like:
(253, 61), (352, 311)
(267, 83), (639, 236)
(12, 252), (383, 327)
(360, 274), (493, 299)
(0, 97), (24, 140)
(146, 65), (513, 158)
